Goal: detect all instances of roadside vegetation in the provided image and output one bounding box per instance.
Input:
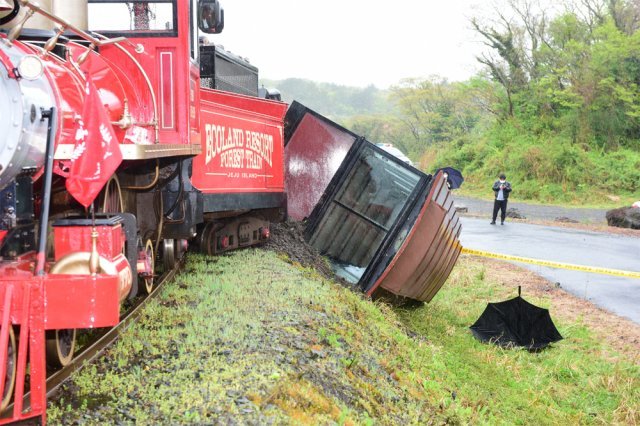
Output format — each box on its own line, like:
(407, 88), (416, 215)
(267, 0), (640, 207)
(48, 250), (639, 424)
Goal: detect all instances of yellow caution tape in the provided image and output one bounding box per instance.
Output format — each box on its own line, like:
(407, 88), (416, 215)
(461, 247), (640, 280)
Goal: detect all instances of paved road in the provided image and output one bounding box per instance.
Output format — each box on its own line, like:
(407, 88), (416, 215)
(459, 217), (640, 324)
(454, 195), (609, 224)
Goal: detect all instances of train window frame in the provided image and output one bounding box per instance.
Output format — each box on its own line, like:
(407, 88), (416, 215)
(305, 139), (428, 286)
(190, 0), (198, 62)
(87, 0), (178, 37)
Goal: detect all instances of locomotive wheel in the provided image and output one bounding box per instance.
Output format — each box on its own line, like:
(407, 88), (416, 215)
(0, 327), (16, 412)
(100, 175), (124, 213)
(143, 239), (155, 294)
(162, 239), (176, 269)
(175, 239), (187, 261)
(45, 329), (76, 368)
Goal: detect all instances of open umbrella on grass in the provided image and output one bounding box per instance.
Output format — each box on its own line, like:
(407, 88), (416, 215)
(435, 167), (464, 189)
(470, 287), (563, 351)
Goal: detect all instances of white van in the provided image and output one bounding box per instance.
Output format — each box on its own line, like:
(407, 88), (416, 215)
(376, 143), (414, 166)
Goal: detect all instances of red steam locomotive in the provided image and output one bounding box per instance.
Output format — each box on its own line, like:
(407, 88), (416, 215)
(0, 0), (287, 422)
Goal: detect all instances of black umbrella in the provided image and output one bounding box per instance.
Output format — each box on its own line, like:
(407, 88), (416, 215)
(435, 167), (464, 189)
(470, 287), (563, 351)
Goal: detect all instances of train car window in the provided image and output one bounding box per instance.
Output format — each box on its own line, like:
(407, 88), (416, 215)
(307, 144), (422, 283)
(88, 1), (177, 36)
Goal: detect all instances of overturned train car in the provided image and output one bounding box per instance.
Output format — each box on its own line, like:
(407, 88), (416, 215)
(284, 102), (462, 302)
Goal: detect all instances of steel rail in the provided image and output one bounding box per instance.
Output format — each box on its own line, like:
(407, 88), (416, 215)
(11, 259), (184, 413)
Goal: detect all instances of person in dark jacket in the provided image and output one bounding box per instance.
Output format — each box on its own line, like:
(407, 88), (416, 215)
(491, 173), (512, 225)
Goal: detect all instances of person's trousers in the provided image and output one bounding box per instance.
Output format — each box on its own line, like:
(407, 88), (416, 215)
(492, 199), (508, 223)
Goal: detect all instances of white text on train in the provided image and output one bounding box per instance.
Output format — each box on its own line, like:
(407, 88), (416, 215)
(205, 123), (274, 169)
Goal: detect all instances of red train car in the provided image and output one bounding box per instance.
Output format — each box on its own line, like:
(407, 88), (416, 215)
(0, 0), (285, 422)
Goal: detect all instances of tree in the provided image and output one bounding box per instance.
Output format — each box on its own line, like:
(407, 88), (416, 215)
(389, 77), (484, 149)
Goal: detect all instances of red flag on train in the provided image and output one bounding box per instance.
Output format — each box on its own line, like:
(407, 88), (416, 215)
(66, 78), (122, 208)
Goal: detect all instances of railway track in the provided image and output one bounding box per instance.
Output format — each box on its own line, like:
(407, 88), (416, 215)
(12, 259), (183, 413)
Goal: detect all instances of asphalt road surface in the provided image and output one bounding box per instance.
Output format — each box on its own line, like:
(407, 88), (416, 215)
(453, 195), (609, 224)
(459, 217), (640, 324)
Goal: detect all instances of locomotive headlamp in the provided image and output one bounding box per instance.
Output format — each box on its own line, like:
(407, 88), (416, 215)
(17, 55), (44, 80)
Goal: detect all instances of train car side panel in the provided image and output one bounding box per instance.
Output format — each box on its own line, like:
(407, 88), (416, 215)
(192, 89), (287, 196)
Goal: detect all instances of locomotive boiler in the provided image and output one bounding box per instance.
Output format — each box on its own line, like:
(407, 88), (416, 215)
(0, 0), (287, 423)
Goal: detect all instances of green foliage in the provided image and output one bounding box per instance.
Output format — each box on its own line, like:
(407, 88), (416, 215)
(48, 252), (640, 425)
(260, 78), (396, 120)
(433, 119), (640, 204)
(269, 2), (640, 205)
(377, 2), (640, 205)
(389, 76), (484, 147)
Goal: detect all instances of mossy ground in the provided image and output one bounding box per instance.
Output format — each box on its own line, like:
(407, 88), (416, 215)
(48, 250), (639, 425)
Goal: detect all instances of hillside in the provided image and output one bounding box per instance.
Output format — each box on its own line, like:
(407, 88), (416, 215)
(260, 78), (397, 121)
(259, 1), (640, 207)
(49, 244), (639, 424)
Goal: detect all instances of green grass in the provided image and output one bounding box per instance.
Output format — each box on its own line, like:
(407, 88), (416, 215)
(48, 250), (639, 425)
(395, 263), (639, 425)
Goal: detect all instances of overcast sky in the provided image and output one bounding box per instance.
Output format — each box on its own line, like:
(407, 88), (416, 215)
(212, 0), (491, 88)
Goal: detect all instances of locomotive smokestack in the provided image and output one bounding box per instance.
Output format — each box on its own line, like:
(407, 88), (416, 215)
(27, 0), (54, 30)
(53, 0), (88, 30)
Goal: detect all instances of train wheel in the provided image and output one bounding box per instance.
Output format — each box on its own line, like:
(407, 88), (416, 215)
(197, 222), (214, 253)
(175, 239), (187, 261)
(0, 327), (16, 412)
(202, 222), (219, 256)
(143, 239), (155, 293)
(162, 239), (176, 269)
(100, 175), (124, 213)
(45, 329), (76, 368)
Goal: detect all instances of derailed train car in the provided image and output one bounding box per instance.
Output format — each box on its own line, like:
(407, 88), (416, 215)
(285, 102), (462, 302)
(0, 0), (460, 423)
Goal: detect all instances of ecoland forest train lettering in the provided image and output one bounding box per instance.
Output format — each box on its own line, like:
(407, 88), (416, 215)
(205, 123), (274, 170)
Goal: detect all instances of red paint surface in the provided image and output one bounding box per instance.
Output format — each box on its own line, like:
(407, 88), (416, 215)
(284, 114), (357, 220)
(54, 224), (124, 260)
(0, 269), (120, 424)
(160, 50), (175, 129)
(192, 89), (288, 193)
(44, 274), (120, 329)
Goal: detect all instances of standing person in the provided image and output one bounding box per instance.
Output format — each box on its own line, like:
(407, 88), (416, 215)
(491, 173), (512, 225)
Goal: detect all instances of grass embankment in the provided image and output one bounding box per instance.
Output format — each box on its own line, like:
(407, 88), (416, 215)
(48, 251), (639, 424)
